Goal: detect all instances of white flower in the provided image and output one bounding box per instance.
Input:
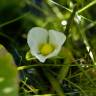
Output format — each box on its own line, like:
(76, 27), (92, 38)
(27, 27), (66, 63)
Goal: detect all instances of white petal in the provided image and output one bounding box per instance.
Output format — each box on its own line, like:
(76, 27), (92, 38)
(46, 30), (66, 58)
(49, 30), (66, 46)
(33, 53), (47, 63)
(46, 46), (62, 58)
(27, 28), (66, 63)
(27, 27), (48, 54)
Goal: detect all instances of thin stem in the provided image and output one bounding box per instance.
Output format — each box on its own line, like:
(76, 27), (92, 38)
(43, 68), (65, 96)
(21, 80), (39, 94)
(64, 78), (88, 96)
(84, 20), (96, 31)
(64, 4), (77, 35)
(48, 0), (72, 12)
(24, 0), (48, 16)
(17, 63), (95, 71)
(49, 0), (94, 22)
(77, 0), (96, 14)
(80, 29), (96, 65)
(79, 15), (93, 22)
(0, 12), (29, 28)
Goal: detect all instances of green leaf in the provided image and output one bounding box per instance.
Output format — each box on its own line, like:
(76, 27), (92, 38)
(25, 51), (36, 61)
(0, 45), (18, 96)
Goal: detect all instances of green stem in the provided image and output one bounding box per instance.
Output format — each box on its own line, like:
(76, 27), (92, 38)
(64, 78), (88, 96)
(77, 64), (96, 87)
(17, 63), (95, 71)
(17, 64), (71, 71)
(64, 4), (77, 35)
(21, 80), (38, 94)
(77, 0), (96, 13)
(80, 28), (96, 66)
(25, 0), (48, 16)
(43, 68), (65, 96)
(50, 0), (94, 22)
(0, 12), (29, 28)
(48, 0), (72, 12)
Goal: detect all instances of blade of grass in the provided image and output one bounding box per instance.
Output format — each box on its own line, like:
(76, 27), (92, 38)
(17, 64), (71, 71)
(21, 80), (39, 94)
(0, 12), (29, 28)
(77, 64), (96, 87)
(49, 0), (94, 23)
(57, 63), (70, 81)
(43, 68), (65, 96)
(79, 15), (93, 22)
(77, 0), (96, 14)
(48, 0), (72, 12)
(57, 5), (77, 81)
(17, 63), (95, 71)
(64, 4), (77, 34)
(47, 2), (64, 19)
(80, 28), (96, 66)
(75, 14), (96, 66)
(25, 0), (48, 16)
(84, 20), (96, 31)
(64, 78), (88, 96)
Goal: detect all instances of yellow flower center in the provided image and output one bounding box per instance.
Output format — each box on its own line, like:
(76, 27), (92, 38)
(40, 43), (54, 55)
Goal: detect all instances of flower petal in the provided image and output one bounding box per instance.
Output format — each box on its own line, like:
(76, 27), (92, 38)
(33, 53), (47, 63)
(49, 30), (66, 46)
(27, 27), (48, 53)
(46, 46), (62, 59)
(27, 27), (48, 63)
(46, 30), (66, 58)
(27, 28), (66, 63)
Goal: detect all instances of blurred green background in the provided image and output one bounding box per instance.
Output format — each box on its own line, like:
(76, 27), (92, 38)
(0, 0), (96, 96)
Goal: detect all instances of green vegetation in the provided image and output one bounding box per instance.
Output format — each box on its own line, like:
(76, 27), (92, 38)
(0, 0), (96, 96)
